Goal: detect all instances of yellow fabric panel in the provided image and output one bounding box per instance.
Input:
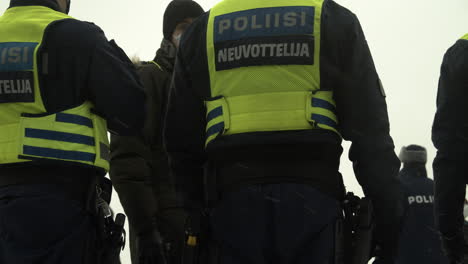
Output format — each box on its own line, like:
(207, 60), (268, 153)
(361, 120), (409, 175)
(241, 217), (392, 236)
(0, 123), (22, 164)
(204, 0), (342, 147)
(207, 0), (324, 97)
(0, 6), (72, 164)
(17, 102), (109, 168)
(0, 6), (73, 116)
(226, 92), (307, 115)
(92, 113), (110, 170)
(0, 7), (109, 170)
(206, 115), (225, 133)
(224, 91), (312, 134)
(312, 91), (336, 106)
(206, 92), (316, 135)
(229, 110), (311, 134)
(205, 134), (220, 147)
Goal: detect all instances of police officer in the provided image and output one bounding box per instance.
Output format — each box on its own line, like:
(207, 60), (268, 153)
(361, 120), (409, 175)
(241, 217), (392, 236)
(433, 34), (468, 264)
(0, 0), (145, 263)
(110, 1), (204, 263)
(396, 145), (448, 264)
(164, 0), (404, 263)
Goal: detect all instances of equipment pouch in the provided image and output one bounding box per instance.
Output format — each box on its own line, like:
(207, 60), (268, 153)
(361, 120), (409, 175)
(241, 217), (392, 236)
(343, 192), (375, 264)
(183, 213), (201, 264)
(352, 197), (374, 264)
(96, 182), (126, 264)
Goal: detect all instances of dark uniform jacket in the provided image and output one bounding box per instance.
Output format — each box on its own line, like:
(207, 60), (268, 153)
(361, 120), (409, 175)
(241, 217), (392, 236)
(432, 37), (468, 260)
(164, 0), (403, 259)
(396, 166), (448, 264)
(0, 0), (145, 201)
(110, 39), (185, 262)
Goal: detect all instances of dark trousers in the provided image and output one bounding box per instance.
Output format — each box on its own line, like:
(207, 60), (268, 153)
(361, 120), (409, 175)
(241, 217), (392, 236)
(208, 183), (341, 264)
(0, 184), (98, 264)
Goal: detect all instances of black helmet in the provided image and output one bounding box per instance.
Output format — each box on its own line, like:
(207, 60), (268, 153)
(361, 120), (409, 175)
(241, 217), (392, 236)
(163, 0), (204, 40)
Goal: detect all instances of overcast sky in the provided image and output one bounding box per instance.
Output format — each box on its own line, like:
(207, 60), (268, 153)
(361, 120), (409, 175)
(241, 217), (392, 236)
(1, 0), (468, 263)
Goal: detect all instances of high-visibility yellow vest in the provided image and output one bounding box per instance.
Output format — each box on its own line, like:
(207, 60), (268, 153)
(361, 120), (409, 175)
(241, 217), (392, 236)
(461, 34), (468, 40)
(0, 6), (110, 171)
(205, 0), (340, 147)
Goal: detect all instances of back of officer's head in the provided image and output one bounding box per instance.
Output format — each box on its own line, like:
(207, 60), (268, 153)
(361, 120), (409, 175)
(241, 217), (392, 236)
(399, 145), (427, 168)
(163, 0), (204, 40)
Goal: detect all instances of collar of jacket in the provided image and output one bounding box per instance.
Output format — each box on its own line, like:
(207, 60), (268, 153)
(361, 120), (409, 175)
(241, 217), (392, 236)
(9, 0), (60, 12)
(153, 39), (176, 73)
(400, 165), (428, 179)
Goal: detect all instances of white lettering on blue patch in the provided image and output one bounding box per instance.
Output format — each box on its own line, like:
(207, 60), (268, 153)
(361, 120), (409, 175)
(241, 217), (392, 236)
(0, 42), (37, 71)
(214, 6), (315, 43)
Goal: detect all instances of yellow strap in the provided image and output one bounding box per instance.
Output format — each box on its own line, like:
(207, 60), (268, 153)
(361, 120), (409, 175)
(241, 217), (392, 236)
(149, 61), (163, 71)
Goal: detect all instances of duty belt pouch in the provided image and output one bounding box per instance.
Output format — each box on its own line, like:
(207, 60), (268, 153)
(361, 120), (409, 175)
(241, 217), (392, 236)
(85, 174), (100, 214)
(94, 177), (106, 252)
(352, 198), (374, 264)
(342, 193), (374, 264)
(183, 208), (219, 264)
(183, 211), (203, 264)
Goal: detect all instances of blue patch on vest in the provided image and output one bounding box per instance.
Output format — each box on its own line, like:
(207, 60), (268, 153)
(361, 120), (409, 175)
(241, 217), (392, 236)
(214, 6), (314, 43)
(0, 42), (38, 71)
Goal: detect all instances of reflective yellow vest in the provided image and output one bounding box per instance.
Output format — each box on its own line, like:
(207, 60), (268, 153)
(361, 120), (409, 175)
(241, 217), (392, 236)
(205, 0), (340, 147)
(461, 34), (468, 40)
(0, 6), (110, 171)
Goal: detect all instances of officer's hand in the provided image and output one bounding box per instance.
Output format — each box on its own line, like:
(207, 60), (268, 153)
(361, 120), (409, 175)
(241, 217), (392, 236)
(157, 208), (189, 262)
(135, 228), (167, 264)
(441, 232), (466, 264)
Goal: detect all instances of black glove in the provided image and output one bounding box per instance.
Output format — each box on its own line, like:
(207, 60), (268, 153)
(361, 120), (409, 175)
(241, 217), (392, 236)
(441, 232), (465, 264)
(157, 208), (189, 263)
(135, 228), (168, 264)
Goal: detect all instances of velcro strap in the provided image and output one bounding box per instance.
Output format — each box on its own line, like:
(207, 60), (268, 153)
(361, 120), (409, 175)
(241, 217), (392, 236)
(206, 97), (230, 145)
(307, 91), (339, 132)
(205, 91), (339, 146)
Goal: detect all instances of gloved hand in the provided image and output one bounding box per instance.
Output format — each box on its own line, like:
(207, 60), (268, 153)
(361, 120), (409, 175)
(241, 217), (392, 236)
(157, 208), (189, 263)
(135, 228), (168, 264)
(441, 232), (465, 264)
